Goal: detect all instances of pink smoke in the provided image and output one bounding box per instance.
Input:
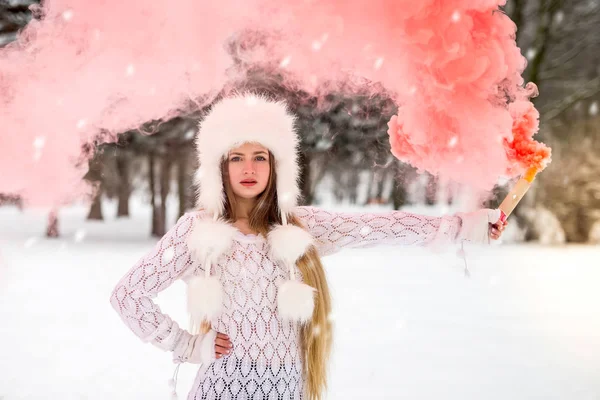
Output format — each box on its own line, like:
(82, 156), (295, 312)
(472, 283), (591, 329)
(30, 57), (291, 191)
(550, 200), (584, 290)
(0, 0), (253, 207)
(247, 0), (550, 185)
(504, 100), (552, 174)
(0, 0), (550, 207)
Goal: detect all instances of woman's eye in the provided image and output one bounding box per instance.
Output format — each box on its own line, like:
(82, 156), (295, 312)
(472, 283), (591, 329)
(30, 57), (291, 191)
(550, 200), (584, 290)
(230, 156), (241, 162)
(256, 156), (267, 161)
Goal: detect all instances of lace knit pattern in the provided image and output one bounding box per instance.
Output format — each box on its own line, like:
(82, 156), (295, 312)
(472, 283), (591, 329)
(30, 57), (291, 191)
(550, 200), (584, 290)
(110, 206), (462, 400)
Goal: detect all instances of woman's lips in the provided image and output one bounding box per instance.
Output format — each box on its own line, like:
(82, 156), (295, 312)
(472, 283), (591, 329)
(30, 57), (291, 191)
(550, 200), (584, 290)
(240, 181), (257, 187)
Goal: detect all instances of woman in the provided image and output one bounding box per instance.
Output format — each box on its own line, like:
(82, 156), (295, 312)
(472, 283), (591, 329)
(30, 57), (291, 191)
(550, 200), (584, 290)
(110, 94), (506, 400)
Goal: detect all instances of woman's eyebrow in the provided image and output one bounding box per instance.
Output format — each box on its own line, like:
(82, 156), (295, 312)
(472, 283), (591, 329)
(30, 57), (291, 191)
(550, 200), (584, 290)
(229, 151), (268, 156)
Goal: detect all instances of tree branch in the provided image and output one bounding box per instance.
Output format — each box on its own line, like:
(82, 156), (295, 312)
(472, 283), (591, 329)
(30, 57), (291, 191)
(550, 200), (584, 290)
(541, 76), (600, 122)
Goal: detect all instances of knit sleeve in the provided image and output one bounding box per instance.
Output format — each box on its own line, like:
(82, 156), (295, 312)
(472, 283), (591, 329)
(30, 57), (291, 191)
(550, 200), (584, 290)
(109, 212), (200, 352)
(293, 206), (463, 257)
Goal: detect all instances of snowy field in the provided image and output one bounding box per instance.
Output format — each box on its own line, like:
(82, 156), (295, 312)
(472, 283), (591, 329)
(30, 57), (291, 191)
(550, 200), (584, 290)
(1, 199), (599, 400)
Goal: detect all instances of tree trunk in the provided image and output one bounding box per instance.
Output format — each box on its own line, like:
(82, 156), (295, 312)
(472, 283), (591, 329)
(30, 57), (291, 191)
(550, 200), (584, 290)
(149, 153), (161, 237)
(425, 174), (438, 206)
(87, 184), (104, 220)
(527, 0), (563, 87)
(363, 170), (375, 205)
(116, 151), (131, 217)
(391, 162), (413, 209)
(46, 209), (59, 238)
(298, 151), (313, 205)
(374, 169), (387, 203)
(392, 180), (407, 210)
(154, 156), (173, 237)
(348, 171), (359, 204)
(177, 151), (188, 218)
(508, 0), (526, 44)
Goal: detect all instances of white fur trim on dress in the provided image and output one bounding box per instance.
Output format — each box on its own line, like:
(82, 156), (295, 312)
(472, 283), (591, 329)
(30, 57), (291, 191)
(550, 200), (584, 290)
(198, 329), (218, 365)
(456, 209), (501, 245)
(194, 94), (301, 216)
(186, 217), (238, 262)
(187, 275), (223, 323)
(277, 280), (316, 323)
(267, 224), (314, 266)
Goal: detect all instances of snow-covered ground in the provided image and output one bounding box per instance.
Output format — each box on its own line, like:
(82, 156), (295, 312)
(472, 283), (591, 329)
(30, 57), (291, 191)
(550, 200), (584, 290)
(1, 198), (599, 400)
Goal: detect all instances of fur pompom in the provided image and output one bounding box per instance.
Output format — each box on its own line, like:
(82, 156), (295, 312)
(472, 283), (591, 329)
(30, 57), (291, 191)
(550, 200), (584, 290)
(268, 224), (314, 265)
(187, 275), (223, 323)
(277, 280), (316, 323)
(186, 218), (237, 262)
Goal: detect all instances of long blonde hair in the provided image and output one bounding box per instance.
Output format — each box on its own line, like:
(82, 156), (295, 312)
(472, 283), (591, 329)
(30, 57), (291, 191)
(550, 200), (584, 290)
(216, 150), (333, 400)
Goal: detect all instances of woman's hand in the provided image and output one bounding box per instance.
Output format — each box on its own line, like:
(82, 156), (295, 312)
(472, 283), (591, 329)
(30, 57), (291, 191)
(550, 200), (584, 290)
(490, 219), (508, 240)
(215, 332), (233, 358)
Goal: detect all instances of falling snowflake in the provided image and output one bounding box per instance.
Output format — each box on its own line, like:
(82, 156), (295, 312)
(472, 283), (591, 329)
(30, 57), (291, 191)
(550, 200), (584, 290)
(394, 319), (405, 330)
(24, 237), (38, 248)
(590, 101), (598, 116)
(451, 11), (461, 22)
(526, 48), (537, 60)
(33, 136), (46, 150)
(280, 56), (292, 68)
(33, 136), (46, 161)
(311, 34), (329, 52)
(62, 10), (73, 21)
(554, 11), (564, 24)
(374, 57), (384, 70)
(74, 229), (86, 243)
(126, 64), (135, 76)
(312, 324), (321, 337)
(448, 136), (458, 148)
(184, 129), (195, 140)
(279, 192), (292, 203)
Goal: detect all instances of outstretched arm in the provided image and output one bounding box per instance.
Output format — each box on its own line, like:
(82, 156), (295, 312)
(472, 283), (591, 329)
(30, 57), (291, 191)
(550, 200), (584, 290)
(293, 206), (463, 257)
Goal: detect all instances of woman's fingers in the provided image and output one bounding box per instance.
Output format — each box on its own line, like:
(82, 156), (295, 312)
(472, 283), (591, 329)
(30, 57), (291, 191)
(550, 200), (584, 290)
(215, 338), (232, 349)
(490, 226), (502, 240)
(489, 218), (508, 240)
(215, 346), (230, 358)
(214, 332), (233, 358)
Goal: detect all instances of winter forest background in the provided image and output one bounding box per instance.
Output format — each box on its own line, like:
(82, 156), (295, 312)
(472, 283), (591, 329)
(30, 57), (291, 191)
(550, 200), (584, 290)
(1, 1), (599, 400)
(1, 0), (600, 243)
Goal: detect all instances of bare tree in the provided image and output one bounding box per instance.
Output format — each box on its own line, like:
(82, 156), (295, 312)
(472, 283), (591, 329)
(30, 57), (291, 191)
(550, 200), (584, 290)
(0, 0), (38, 47)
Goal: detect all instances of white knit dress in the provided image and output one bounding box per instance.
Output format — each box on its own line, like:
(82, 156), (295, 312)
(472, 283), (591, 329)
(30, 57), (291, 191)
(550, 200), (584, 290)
(110, 206), (462, 400)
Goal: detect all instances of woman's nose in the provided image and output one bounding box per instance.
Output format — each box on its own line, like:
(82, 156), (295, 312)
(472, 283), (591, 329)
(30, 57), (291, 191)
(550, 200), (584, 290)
(242, 160), (255, 174)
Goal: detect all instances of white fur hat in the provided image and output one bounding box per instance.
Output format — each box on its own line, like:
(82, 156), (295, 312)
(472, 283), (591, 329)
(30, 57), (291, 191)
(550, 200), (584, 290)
(186, 94), (316, 325)
(193, 94), (301, 220)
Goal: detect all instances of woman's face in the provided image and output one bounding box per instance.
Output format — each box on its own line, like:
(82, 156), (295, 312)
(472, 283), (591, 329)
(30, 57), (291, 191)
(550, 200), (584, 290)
(227, 142), (271, 201)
